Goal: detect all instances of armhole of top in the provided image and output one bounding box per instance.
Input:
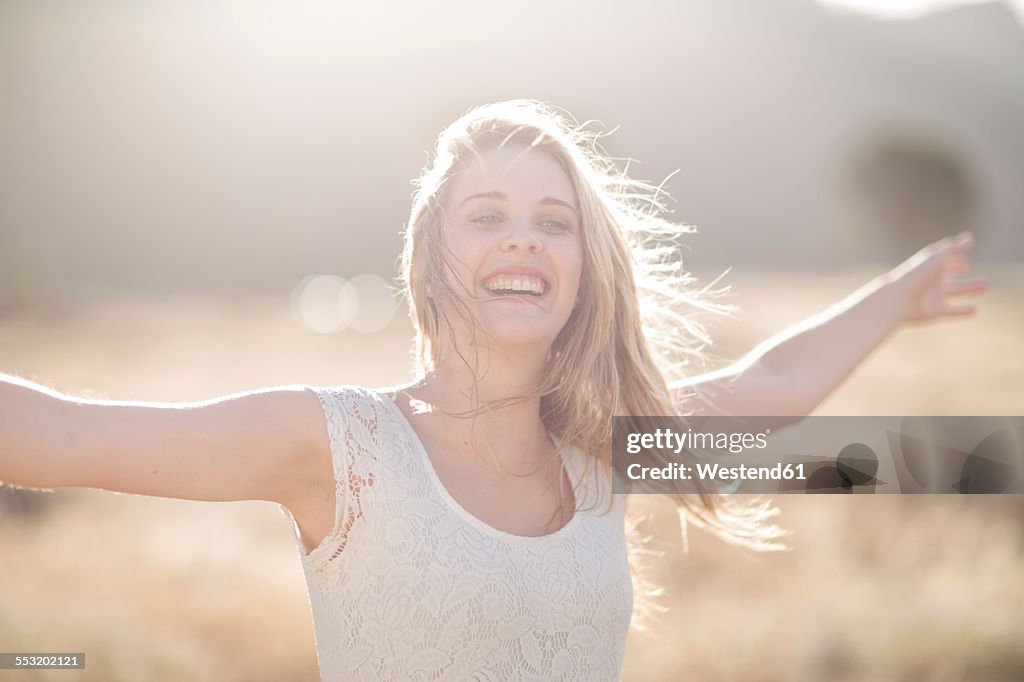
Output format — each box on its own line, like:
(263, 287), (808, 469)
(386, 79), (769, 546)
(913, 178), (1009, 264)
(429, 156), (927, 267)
(285, 386), (377, 567)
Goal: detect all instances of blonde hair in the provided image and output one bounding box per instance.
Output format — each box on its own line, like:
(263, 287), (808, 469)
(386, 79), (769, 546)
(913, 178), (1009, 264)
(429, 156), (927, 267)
(399, 101), (786, 566)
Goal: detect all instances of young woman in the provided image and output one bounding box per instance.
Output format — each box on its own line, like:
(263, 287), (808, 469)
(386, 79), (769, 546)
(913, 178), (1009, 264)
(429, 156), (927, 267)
(0, 100), (986, 680)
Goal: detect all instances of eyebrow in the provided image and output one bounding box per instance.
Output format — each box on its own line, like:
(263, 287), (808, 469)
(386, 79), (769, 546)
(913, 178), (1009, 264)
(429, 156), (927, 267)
(458, 191), (578, 213)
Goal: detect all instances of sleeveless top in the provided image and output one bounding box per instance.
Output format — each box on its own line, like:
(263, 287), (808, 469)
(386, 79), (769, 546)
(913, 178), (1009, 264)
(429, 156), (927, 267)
(279, 386), (634, 681)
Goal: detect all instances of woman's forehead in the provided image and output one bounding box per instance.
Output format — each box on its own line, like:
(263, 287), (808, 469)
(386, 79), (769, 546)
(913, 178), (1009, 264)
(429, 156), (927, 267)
(448, 145), (577, 206)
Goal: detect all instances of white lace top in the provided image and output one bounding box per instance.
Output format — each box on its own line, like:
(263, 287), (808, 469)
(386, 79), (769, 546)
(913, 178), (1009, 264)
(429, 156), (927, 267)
(280, 386), (634, 681)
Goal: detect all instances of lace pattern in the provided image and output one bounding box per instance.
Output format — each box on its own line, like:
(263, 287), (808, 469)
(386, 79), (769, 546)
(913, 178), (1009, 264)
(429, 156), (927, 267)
(283, 386), (634, 681)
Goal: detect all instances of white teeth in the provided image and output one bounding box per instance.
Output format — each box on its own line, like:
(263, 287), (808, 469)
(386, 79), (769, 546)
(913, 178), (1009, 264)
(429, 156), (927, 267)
(484, 275), (546, 295)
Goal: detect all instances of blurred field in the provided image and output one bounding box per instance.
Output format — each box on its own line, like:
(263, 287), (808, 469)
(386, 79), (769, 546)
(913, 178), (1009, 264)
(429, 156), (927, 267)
(1, 266), (1022, 682)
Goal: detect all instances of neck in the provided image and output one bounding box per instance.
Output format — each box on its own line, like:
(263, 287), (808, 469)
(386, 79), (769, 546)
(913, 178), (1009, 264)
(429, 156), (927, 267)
(430, 322), (553, 403)
(402, 338), (554, 472)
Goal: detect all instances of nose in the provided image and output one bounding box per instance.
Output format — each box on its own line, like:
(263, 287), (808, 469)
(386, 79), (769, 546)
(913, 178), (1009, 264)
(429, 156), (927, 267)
(499, 220), (543, 254)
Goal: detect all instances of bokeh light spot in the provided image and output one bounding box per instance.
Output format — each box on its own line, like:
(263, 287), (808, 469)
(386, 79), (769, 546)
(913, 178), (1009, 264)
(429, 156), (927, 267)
(291, 274), (358, 333)
(348, 274), (397, 333)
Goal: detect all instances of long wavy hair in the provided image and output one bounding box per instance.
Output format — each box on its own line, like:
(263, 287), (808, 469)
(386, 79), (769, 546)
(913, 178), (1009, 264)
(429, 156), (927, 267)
(399, 101), (786, 563)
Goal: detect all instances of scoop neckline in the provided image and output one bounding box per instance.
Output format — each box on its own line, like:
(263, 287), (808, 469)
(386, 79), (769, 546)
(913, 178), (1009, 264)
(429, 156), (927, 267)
(379, 391), (584, 545)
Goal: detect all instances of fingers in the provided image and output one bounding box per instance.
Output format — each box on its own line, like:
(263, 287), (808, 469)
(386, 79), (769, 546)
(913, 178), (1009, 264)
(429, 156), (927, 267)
(950, 230), (975, 254)
(945, 254), (970, 275)
(938, 277), (987, 317)
(945, 279), (988, 297)
(939, 232), (978, 278)
(930, 230), (974, 255)
(942, 230), (973, 252)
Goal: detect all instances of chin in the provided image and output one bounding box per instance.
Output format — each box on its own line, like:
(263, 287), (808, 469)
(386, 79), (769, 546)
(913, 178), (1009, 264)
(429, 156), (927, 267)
(475, 314), (565, 352)
(480, 327), (556, 351)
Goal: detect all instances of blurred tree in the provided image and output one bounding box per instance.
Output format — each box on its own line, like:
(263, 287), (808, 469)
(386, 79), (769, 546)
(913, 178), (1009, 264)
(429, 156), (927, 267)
(843, 129), (979, 257)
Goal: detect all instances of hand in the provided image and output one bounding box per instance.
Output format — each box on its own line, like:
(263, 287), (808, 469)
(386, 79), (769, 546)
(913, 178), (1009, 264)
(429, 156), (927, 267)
(889, 231), (988, 322)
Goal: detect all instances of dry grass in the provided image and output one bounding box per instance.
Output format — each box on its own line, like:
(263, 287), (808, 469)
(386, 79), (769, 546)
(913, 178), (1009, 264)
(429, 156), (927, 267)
(1, 266), (1022, 681)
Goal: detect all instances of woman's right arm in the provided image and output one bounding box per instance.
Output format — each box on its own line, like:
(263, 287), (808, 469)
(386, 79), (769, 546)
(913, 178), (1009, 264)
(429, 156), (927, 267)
(0, 374), (332, 509)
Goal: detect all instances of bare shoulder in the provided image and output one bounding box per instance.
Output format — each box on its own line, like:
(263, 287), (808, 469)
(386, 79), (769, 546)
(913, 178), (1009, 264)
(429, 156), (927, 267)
(240, 386), (335, 507)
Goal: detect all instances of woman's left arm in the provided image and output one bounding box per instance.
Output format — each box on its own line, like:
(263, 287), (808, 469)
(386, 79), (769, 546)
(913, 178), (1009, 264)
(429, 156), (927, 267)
(671, 231), (988, 418)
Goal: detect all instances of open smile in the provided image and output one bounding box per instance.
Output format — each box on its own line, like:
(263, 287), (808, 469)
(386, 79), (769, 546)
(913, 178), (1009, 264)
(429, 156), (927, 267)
(482, 274), (548, 298)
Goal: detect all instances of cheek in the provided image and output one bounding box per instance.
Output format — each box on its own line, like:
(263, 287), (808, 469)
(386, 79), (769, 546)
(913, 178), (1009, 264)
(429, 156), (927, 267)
(557, 243), (584, 299)
(442, 228), (486, 283)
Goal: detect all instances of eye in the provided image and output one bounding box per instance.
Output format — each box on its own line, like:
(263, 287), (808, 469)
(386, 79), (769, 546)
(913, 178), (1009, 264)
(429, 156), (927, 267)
(539, 218), (571, 233)
(470, 212), (503, 226)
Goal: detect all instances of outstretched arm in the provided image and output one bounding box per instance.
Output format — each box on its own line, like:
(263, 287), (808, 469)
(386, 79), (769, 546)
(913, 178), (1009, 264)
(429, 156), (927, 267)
(0, 375), (332, 510)
(672, 232), (988, 417)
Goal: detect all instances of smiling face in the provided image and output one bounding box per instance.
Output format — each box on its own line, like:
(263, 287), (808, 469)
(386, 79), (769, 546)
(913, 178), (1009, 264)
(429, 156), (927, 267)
(441, 144), (584, 354)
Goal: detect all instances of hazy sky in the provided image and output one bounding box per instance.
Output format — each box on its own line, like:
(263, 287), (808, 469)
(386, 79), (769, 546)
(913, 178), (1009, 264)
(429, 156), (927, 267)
(1, 0), (1021, 300)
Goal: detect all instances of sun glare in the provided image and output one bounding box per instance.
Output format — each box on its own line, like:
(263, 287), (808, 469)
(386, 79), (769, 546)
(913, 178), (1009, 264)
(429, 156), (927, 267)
(290, 273), (396, 334)
(816, 0), (1020, 21)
